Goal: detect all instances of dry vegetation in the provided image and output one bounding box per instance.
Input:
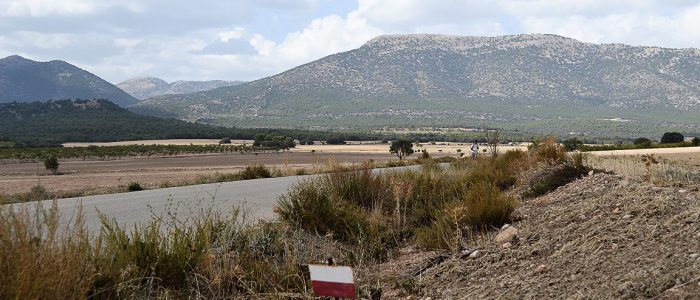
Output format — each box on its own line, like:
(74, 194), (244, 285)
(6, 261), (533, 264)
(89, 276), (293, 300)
(1, 140), (698, 298)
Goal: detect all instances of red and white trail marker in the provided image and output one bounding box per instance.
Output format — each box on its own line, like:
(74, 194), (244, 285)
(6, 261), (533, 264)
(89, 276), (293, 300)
(308, 264), (356, 299)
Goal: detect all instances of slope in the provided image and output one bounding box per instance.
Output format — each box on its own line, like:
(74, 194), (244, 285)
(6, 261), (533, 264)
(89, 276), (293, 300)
(117, 77), (243, 100)
(0, 55), (138, 106)
(133, 34), (700, 137)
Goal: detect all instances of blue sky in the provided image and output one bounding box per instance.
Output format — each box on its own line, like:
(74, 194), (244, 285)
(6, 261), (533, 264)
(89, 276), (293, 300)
(1, 0), (699, 83)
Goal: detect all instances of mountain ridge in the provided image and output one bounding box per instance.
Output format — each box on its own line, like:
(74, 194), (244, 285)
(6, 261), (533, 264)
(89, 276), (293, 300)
(117, 77), (244, 100)
(132, 33), (700, 137)
(0, 55), (138, 106)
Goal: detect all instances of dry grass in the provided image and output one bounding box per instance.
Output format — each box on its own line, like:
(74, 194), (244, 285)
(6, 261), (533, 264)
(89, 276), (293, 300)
(588, 152), (700, 186)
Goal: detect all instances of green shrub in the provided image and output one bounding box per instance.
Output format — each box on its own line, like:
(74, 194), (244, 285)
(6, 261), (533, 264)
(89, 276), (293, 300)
(454, 181), (517, 230)
(276, 179), (371, 242)
(43, 156), (60, 175)
(416, 181), (517, 250)
(127, 182), (143, 192)
(523, 154), (591, 198)
(562, 138), (583, 151)
(239, 164), (272, 180)
(661, 132), (684, 144)
(693, 137), (700, 146)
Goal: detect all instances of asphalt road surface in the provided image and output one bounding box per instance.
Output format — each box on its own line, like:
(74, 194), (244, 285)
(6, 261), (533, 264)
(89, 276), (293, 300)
(12, 165), (428, 233)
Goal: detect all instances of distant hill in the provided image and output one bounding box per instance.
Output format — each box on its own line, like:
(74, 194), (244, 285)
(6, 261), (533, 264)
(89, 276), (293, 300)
(117, 77), (244, 100)
(0, 99), (384, 147)
(133, 34), (700, 138)
(0, 55), (137, 106)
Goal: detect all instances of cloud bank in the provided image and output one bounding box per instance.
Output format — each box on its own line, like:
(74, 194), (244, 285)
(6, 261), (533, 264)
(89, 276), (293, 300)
(1, 0), (698, 83)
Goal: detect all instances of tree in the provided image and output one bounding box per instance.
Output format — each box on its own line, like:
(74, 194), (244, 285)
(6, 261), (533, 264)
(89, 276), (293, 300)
(44, 156), (59, 175)
(562, 138), (583, 151)
(693, 137), (700, 146)
(660, 132), (684, 144)
(483, 128), (501, 158)
(633, 137), (652, 147)
(390, 140), (414, 160)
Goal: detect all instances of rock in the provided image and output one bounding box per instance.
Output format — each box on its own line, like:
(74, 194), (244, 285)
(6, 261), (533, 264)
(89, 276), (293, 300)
(612, 208), (621, 214)
(623, 214), (633, 219)
(469, 250), (481, 258)
(689, 253), (699, 259)
(588, 170), (594, 176)
(502, 242), (512, 248)
(495, 226), (519, 243)
(501, 224), (510, 230)
(612, 243), (619, 250)
(678, 189), (688, 193)
(619, 180), (630, 187)
(535, 264), (548, 273)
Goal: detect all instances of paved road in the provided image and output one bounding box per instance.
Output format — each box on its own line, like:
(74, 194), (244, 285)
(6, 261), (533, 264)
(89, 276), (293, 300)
(12, 165), (427, 233)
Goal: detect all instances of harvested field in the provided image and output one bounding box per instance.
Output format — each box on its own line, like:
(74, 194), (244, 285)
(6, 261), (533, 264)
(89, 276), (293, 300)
(0, 152), (398, 195)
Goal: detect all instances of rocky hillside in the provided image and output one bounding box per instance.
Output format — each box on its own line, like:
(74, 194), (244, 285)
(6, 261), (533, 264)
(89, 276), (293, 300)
(0, 55), (137, 106)
(117, 77), (243, 100)
(378, 171), (700, 298)
(132, 34), (700, 137)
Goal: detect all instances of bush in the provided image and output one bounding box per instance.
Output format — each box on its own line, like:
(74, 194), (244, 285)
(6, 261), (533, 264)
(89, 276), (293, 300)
(416, 181), (517, 250)
(693, 137), (700, 146)
(562, 138), (583, 151)
(219, 137), (232, 144)
(239, 164), (272, 180)
(523, 154), (591, 198)
(661, 132), (684, 144)
(43, 156), (60, 175)
(633, 137), (652, 146)
(127, 182), (143, 191)
(530, 138), (567, 164)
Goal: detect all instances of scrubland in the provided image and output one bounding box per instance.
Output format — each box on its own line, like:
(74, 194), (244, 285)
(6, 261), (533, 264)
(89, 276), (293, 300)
(1, 139), (698, 298)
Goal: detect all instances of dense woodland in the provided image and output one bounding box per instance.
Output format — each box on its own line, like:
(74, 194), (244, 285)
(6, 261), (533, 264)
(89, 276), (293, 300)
(0, 99), (537, 148)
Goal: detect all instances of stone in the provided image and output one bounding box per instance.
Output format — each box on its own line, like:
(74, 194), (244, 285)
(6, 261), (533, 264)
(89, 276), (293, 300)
(612, 208), (621, 214)
(495, 226), (519, 243)
(619, 180), (630, 187)
(689, 253), (699, 259)
(469, 250), (481, 258)
(623, 214), (633, 219)
(535, 264), (548, 273)
(588, 170), (595, 176)
(678, 189), (688, 193)
(501, 224), (510, 230)
(502, 242), (512, 248)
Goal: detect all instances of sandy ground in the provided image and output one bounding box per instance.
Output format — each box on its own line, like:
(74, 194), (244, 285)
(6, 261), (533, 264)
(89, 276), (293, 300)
(586, 146), (700, 156)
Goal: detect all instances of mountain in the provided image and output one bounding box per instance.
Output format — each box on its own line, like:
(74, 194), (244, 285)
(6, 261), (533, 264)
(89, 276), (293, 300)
(133, 34), (700, 138)
(0, 55), (137, 106)
(117, 77), (244, 100)
(0, 99), (385, 147)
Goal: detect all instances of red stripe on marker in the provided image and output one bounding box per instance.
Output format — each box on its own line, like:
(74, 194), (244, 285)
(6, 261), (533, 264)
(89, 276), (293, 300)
(311, 281), (356, 298)
(308, 264), (356, 298)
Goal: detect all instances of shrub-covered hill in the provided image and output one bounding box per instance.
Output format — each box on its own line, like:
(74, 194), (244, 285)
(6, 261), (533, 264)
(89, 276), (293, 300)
(0, 99), (375, 147)
(0, 55), (137, 107)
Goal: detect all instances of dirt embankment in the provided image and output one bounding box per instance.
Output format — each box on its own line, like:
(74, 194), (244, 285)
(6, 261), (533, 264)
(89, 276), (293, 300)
(379, 173), (700, 298)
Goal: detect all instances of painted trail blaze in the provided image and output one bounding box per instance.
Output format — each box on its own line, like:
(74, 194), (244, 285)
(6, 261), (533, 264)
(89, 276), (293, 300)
(308, 264), (356, 298)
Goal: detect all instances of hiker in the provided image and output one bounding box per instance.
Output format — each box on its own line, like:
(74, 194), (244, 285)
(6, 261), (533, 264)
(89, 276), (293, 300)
(470, 141), (479, 159)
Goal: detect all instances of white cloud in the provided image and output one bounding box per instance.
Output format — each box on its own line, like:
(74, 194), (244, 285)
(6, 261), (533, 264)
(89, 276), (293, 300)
(3, 0), (700, 83)
(217, 27), (246, 42)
